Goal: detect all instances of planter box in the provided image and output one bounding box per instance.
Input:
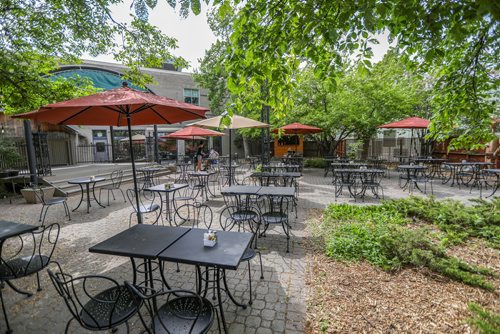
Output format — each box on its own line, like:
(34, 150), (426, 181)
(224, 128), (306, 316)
(20, 187), (55, 204)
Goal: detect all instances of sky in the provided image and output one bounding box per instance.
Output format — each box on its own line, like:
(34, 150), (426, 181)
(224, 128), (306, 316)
(90, 1), (391, 72)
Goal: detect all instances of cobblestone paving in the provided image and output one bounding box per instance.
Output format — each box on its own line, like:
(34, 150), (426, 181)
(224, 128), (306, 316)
(0, 168), (480, 333)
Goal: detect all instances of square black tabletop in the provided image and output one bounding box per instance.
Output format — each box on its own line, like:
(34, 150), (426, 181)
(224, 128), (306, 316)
(147, 183), (188, 193)
(257, 186), (295, 197)
(221, 186), (262, 195)
(251, 172), (301, 178)
(89, 225), (190, 259)
(0, 221), (38, 241)
(158, 228), (253, 270)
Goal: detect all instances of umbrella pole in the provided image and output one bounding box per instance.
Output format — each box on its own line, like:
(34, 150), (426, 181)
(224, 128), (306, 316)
(229, 130), (232, 186)
(127, 115), (143, 224)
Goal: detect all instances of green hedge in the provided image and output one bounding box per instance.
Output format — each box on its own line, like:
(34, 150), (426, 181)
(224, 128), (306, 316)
(317, 198), (499, 290)
(304, 158), (326, 168)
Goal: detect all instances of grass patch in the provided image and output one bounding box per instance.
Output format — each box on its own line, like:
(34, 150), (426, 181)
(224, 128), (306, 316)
(318, 199), (498, 290)
(467, 303), (500, 334)
(381, 196), (500, 247)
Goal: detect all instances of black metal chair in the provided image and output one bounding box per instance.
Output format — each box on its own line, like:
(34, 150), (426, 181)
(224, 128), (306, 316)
(126, 189), (162, 227)
(48, 263), (142, 334)
(220, 193), (264, 304)
(33, 186), (70, 225)
(360, 171), (385, 201)
(0, 223), (60, 333)
(260, 194), (291, 252)
(409, 169), (433, 195)
(334, 170), (357, 201)
(173, 203), (213, 229)
(98, 169), (126, 206)
(125, 281), (215, 334)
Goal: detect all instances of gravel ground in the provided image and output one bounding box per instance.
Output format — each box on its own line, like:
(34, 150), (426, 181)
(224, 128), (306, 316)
(0, 167), (489, 333)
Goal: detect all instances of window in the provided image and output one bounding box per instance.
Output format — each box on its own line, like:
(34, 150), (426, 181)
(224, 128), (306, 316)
(184, 88), (200, 105)
(278, 135), (299, 146)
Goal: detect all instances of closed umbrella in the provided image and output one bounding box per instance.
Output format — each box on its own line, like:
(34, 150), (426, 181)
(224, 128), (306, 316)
(13, 83), (208, 223)
(191, 114), (269, 185)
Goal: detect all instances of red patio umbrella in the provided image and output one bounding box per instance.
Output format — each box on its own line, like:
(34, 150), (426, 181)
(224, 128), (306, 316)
(13, 83), (208, 223)
(162, 126), (224, 159)
(273, 122), (322, 155)
(273, 122), (322, 135)
(378, 117), (430, 129)
(165, 126), (225, 138)
(378, 116), (430, 158)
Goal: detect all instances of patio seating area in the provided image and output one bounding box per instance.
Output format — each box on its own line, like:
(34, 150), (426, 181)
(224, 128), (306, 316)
(0, 162), (484, 333)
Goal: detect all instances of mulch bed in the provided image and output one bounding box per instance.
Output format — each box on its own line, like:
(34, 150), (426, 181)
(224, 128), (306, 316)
(304, 210), (499, 334)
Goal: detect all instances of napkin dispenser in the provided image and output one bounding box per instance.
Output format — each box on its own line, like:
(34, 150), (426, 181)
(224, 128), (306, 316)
(204, 230), (217, 247)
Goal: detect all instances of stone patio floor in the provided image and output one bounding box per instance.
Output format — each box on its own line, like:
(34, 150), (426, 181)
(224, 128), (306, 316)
(0, 168), (482, 333)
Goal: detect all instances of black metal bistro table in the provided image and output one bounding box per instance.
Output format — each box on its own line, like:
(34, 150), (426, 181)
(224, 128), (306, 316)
(334, 169), (385, 199)
(221, 185), (296, 198)
(220, 164), (240, 186)
(138, 167), (162, 189)
(146, 183), (188, 224)
(482, 169), (500, 198)
(262, 164), (301, 172)
(0, 220), (38, 327)
(251, 172), (301, 187)
(442, 162), (494, 187)
(413, 158), (447, 179)
(158, 228), (253, 334)
(397, 165), (427, 190)
(68, 177), (106, 213)
(89, 224), (190, 290)
(175, 161), (192, 183)
(187, 170), (217, 201)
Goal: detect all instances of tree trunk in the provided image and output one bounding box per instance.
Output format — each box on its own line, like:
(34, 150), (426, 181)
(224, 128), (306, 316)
(361, 139), (370, 160)
(242, 136), (251, 158)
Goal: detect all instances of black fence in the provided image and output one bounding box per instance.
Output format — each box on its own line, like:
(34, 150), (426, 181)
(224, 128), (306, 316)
(0, 140), (30, 175)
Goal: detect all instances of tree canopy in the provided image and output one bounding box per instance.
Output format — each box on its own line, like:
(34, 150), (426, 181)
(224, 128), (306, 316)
(287, 51), (430, 155)
(0, 0), (185, 115)
(206, 0), (499, 149)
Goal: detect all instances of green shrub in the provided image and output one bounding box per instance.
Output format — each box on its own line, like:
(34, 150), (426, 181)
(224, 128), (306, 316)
(321, 202), (496, 290)
(381, 197), (500, 247)
(304, 158), (326, 168)
(467, 303), (500, 334)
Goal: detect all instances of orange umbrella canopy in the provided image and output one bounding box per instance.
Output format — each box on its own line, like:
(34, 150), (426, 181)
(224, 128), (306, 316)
(12, 85), (208, 126)
(378, 117), (430, 129)
(164, 126), (225, 139)
(273, 122), (322, 134)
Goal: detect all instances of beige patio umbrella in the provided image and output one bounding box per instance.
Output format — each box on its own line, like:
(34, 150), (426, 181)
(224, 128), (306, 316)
(191, 113), (269, 185)
(120, 134), (146, 142)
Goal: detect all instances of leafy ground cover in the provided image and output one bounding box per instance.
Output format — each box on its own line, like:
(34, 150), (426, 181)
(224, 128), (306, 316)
(306, 197), (499, 333)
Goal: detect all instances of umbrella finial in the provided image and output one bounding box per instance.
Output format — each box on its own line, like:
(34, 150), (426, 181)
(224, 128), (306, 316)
(122, 82), (129, 88)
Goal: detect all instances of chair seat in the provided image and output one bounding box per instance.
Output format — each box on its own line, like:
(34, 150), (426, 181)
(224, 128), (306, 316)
(139, 204), (160, 213)
(0, 255), (49, 279)
(153, 296), (214, 334)
(262, 212), (287, 224)
(231, 210), (258, 222)
(101, 185), (119, 190)
(81, 286), (141, 330)
(45, 197), (67, 205)
(241, 248), (256, 261)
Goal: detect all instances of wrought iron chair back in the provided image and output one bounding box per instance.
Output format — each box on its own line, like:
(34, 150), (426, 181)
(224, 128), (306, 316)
(48, 263), (142, 333)
(0, 223), (60, 333)
(126, 189), (161, 226)
(124, 281), (215, 334)
(173, 203), (213, 229)
(0, 223), (60, 281)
